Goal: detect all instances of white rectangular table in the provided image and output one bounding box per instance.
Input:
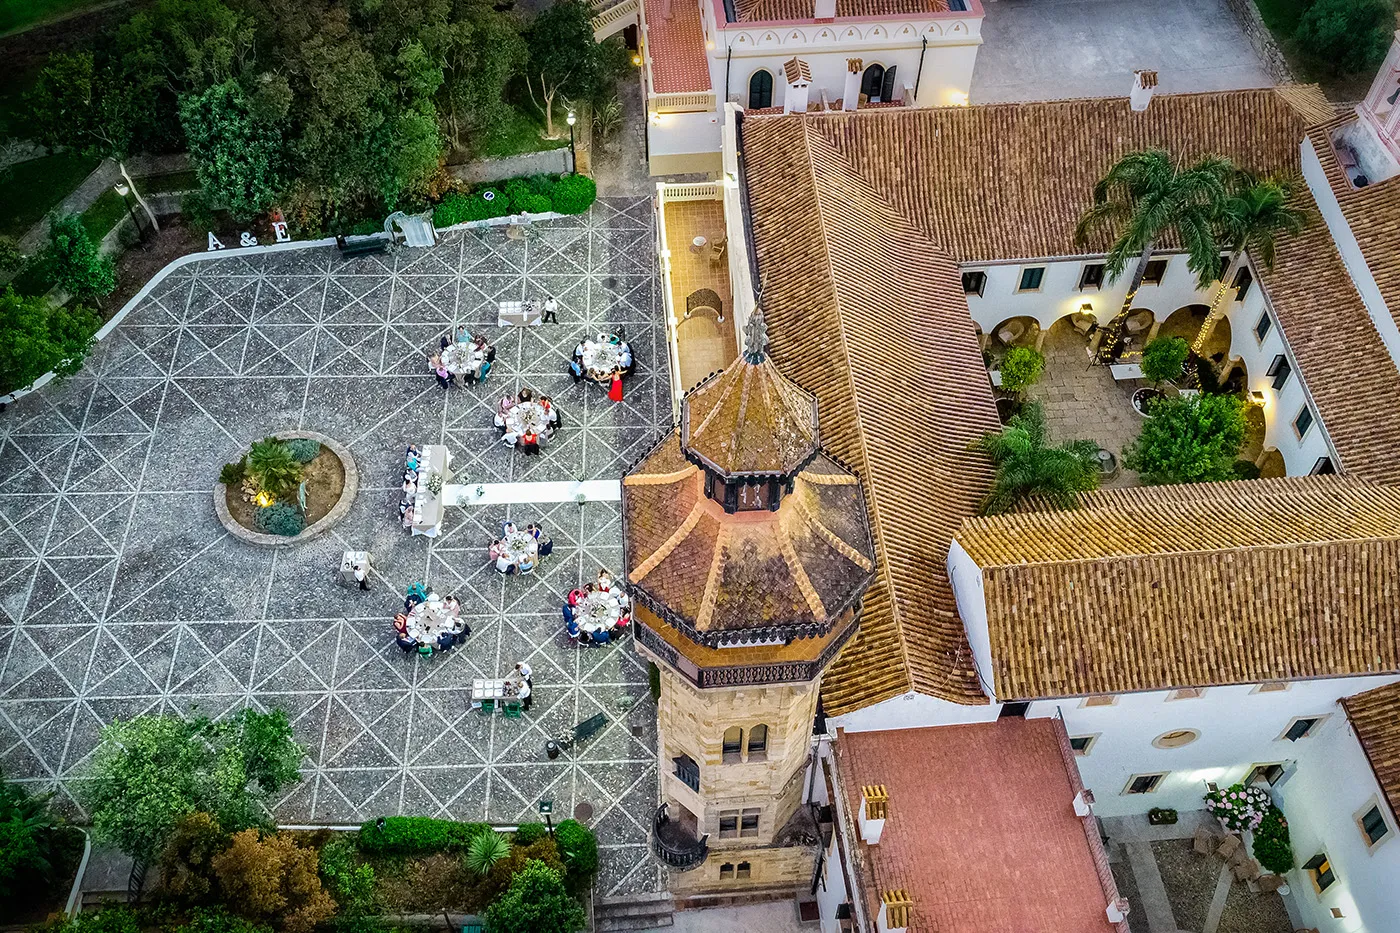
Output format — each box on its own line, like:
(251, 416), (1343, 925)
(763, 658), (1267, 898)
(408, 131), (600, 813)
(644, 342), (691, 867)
(411, 444), (453, 537)
(498, 300), (542, 327)
(470, 678), (522, 709)
(1110, 362), (1144, 381)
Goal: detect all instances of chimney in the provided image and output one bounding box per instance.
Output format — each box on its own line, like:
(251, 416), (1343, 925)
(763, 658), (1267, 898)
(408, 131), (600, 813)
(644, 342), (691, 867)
(843, 59), (863, 112)
(1130, 70), (1157, 111)
(876, 890), (912, 933)
(783, 58), (812, 114)
(858, 784), (888, 844)
(814, 0), (835, 19)
(1073, 788), (1095, 817)
(1107, 897), (1131, 924)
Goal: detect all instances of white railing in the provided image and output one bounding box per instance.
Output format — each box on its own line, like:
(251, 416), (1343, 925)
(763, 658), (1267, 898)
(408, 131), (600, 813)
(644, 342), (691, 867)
(662, 182), (722, 201)
(591, 0), (639, 41)
(648, 91), (718, 114)
(654, 183), (690, 423)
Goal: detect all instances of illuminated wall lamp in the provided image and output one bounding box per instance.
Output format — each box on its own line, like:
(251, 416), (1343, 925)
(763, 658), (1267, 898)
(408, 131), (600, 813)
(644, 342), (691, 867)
(1249, 390), (1267, 406)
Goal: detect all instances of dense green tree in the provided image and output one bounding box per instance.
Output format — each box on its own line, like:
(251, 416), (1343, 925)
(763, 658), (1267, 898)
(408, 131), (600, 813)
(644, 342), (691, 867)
(41, 214), (116, 304)
(524, 0), (628, 138)
(483, 860), (586, 933)
(1123, 393), (1248, 485)
(0, 770), (62, 898)
(1296, 0), (1394, 75)
(0, 287), (100, 395)
(434, 0), (529, 150)
(972, 403), (1101, 515)
(82, 709), (304, 862)
(180, 80), (285, 222)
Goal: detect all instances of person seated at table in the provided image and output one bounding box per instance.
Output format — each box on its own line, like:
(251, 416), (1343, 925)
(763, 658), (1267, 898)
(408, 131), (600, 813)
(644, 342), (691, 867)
(494, 395), (516, 431)
(562, 602), (575, 625)
(489, 538), (505, 564)
(495, 550), (517, 575)
(520, 432), (541, 456)
(619, 343), (634, 375)
(568, 587), (585, 607)
(396, 634), (419, 652)
(503, 521), (518, 535)
(501, 431), (520, 447)
(569, 357), (584, 383)
(393, 613), (409, 637)
(402, 477), (417, 496)
(518, 387), (534, 404)
(537, 530), (553, 557)
(591, 629), (611, 645)
(518, 551), (537, 573)
(436, 631), (457, 652)
(597, 568), (614, 590)
(566, 617), (580, 639)
(455, 622), (472, 643)
(443, 594), (461, 616)
(401, 506), (416, 528)
(456, 325), (471, 344)
(475, 359), (492, 383)
(435, 361), (451, 389)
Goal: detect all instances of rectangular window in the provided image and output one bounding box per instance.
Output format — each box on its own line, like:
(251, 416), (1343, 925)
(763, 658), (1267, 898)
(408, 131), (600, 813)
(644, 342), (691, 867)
(1254, 313), (1272, 342)
(719, 862), (734, 880)
(1267, 354), (1291, 390)
(1218, 254), (1232, 280)
(1069, 735), (1097, 756)
(962, 270), (987, 296)
(1125, 772), (1167, 795)
(1247, 763), (1286, 786)
(740, 809), (761, 837)
(718, 811), (738, 840)
(722, 728), (742, 763)
(1167, 688), (1206, 700)
(1358, 802), (1391, 847)
(1294, 406), (1314, 439)
(736, 861), (752, 880)
(1081, 695), (1117, 708)
(747, 724), (768, 759)
(673, 755), (700, 792)
(1078, 263), (1106, 290)
(1312, 457), (1336, 475)
(1304, 853), (1335, 892)
(1017, 266), (1046, 292)
(1142, 259), (1168, 285)
(1283, 716), (1322, 741)
(1232, 265), (1253, 301)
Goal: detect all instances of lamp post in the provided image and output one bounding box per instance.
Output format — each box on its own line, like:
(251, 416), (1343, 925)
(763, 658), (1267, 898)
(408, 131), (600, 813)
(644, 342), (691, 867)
(114, 183), (147, 246)
(566, 110), (577, 174)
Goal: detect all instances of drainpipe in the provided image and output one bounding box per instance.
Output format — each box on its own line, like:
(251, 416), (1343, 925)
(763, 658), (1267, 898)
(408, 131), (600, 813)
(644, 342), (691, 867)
(914, 37), (927, 104)
(725, 46), (733, 105)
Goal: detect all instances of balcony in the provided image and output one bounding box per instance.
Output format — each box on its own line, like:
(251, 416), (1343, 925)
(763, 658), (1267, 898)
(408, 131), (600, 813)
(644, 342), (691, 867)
(653, 803), (709, 870)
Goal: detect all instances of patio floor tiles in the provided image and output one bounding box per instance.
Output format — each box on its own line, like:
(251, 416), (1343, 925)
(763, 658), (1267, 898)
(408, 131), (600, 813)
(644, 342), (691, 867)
(0, 199), (664, 897)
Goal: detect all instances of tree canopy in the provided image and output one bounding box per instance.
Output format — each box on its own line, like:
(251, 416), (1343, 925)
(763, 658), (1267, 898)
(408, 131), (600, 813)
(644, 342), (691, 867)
(1123, 393), (1249, 485)
(0, 287), (100, 396)
(972, 403), (1101, 515)
(483, 860), (586, 933)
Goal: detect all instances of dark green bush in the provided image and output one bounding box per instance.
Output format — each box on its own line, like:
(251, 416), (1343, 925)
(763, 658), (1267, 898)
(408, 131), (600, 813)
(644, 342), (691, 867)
(219, 459), (246, 486)
(173, 907), (275, 933)
(283, 438), (321, 464)
(512, 822), (547, 846)
(504, 179), (532, 208)
(516, 193), (553, 214)
(321, 836), (377, 916)
(1253, 806), (1294, 874)
(552, 174), (597, 215)
(527, 174), (557, 199)
(1295, 0), (1393, 75)
(553, 818), (597, 887)
(246, 436), (304, 496)
(433, 193), (473, 227)
(253, 504), (304, 537)
(356, 816), (491, 855)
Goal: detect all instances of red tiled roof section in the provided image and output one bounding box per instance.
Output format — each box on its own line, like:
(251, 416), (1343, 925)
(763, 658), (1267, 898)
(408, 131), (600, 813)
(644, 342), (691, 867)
(744, 116), (1001, 711)
(682, 357), (819, 476)
(643, 0), (712, 94)
(734, 0), (948, 22)
(1342, 680), (1400, 822)
(835, 721), (1116, 933)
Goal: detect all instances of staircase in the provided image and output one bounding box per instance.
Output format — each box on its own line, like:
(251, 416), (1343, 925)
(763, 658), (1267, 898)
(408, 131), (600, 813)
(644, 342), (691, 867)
(594, 891), (675, 932)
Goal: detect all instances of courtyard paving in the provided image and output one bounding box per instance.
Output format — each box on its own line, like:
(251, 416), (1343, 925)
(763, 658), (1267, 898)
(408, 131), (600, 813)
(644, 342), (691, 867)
(0, 197), (666, 896)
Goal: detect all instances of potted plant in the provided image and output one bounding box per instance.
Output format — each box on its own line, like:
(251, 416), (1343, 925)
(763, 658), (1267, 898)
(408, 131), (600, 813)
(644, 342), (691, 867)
(995, 346), (1045, 395)
(1147, 807), (1178, 825)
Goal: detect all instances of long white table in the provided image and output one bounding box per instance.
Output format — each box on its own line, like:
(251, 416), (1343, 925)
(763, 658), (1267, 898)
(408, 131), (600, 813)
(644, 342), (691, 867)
(411, 444), (453, 537)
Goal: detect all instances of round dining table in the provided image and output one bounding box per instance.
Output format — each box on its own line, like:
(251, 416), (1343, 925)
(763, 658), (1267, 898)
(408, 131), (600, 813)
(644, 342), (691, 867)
(576, 587), (629, 633)
(581, 336), (624, 382)
(441, 343), (484, 377)
(504, 401), (553, 441)
(406, 595), (463, 644)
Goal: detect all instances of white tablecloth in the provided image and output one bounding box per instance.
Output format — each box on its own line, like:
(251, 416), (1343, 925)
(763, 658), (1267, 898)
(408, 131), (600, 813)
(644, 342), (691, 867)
(441, 343), (484, 376)
(581, 338), (623, 382)
(501, 530), (538, 564)
(411, 445), (452, 537)
(504, 402), (551, 439)
(407, 596), (463, 643)
(471, 677), (523, 707)
(576, 588), (628, 633)
(499, 300), (541, 327)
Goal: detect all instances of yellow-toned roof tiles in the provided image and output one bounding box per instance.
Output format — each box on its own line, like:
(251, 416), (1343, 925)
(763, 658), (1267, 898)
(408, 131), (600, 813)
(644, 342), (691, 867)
(682, 356), (820, 477)
(1341, 680), (1400, 821)
(956, 476), (1400, 700)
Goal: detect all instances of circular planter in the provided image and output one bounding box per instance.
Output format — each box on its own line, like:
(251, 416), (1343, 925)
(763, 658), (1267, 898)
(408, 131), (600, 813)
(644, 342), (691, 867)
(1095, 448), (1118, 477)
(215, 430), (359, 547)
(1131, 387), (1164, 416)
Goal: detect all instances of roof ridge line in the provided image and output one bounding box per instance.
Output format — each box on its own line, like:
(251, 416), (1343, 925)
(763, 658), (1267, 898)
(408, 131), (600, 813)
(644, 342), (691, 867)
(973, 532), (1400, 572)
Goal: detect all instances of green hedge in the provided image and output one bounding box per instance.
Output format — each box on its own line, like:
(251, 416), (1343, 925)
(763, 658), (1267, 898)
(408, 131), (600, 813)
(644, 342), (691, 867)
(431, 172), (597, 228)
(357, 816), (492, 855)
(1254, 806), (1294, 874)
(551, 175), (597, 215)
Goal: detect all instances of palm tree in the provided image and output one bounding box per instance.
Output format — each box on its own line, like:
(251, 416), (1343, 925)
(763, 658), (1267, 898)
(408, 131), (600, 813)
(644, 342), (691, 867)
(972, 403), (1101, 515)
(1193, 173), (1313, 352)
(1074, 149), (1236, 363)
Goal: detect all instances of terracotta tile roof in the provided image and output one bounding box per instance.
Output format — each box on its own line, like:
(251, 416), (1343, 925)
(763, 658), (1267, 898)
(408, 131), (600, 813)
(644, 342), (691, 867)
(955, 476), (1400, 700)
(643, 0), (712, 94)
(743, 117), (1002, 711)
(833, 721), (1116, 933)
(732, 0), (947, 22)
(623, 432), (876, 639)
(681, 356), (819, 476)
(1342, 680), (1400, 821)
(783, 56), (812, 84)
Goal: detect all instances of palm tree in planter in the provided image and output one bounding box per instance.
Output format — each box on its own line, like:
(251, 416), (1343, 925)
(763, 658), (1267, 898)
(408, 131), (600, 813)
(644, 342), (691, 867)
(1074, 149), (1235, 364)
(972, 403), (1101, 515)
(1193, 173), (1313, 352)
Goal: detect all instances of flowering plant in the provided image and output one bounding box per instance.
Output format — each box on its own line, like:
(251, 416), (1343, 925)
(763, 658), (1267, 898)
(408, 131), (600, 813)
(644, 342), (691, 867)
(1204, 783), (1273, 831)
(425, 471), (444, 495)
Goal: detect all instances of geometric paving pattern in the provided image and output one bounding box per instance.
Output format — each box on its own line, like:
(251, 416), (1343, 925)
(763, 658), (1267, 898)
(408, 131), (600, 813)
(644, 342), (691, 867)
(0, 198), (666, 896)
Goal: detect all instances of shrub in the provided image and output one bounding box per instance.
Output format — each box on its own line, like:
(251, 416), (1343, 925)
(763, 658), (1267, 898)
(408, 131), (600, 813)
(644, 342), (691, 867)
(1295, 0), (1393, 75)
(0, 236), (24, 274)
(483, 860), (585, 933)
(220, 460), (246, 486)
(254, 504), (305, 537)
(1123, 393), (1248, 485)
(159, 811), (230, 905)
(0, 287), (100, 395)
(42, 214), (116, 303)
(998, 346), (1044, 393)
(464, 829), (511, 876)
(211, 829), (337, 933)
(527, 174), (558, 199)
(320, 836), (377, 916)
(504, 179), (532, 208)
(0, 771), (62, 898)
(476, 837), (565, 906)
(554, 818), (597, 886)
(513, 822), (548, 846)
(515, 193), (554, 214)
(433, 193), (473, 227)
(1254, 807), (1294, 874)
(282, 438), (321, 464)
(1204, 783), (1273, 832)
(551, 174), (597, 215)
(181, 193), (219, 233)
(1141, 336), (1189, 385)
(173, 907), (275, 933)
(246, 437), (304, 496)
(45, 906), (142, 933)
(356, 816), (491, 855)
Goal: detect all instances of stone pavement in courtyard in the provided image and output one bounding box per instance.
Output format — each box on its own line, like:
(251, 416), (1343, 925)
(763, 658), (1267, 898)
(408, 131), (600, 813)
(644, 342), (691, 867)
(0, 198), (666, 896)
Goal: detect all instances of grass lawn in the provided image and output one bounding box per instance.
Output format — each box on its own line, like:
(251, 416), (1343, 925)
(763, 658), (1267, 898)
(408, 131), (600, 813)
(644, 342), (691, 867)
(1251, 0), (1376, 100)
(81, 187), (126, 240)
(475, 107), (570, 160)
(0, 0), (113, 35)
(0, 149), (100, 237)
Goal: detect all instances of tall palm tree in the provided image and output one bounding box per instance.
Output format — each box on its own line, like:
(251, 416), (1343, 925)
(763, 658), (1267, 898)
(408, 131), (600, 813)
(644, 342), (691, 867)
(972, 403), (1101, 515)
(1193, 173), (1313, 352)
(1074, 149), (1236, 363)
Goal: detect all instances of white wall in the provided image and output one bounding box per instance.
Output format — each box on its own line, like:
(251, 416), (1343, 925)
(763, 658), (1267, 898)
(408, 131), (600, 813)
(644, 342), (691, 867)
(1278, 710), (1400, 933)
(826, 688), (999, 733)
(815, 821), (849, 933)
(1019, 675), (1400, 819)
(946, 539), (993, 698)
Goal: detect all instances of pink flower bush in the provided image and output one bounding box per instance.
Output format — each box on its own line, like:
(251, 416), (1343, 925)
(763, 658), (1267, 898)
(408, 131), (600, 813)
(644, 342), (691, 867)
(1204, 783), (1273, 831)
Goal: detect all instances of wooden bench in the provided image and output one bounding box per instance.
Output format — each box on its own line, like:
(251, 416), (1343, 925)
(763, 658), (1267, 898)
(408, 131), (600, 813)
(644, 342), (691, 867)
(337, 235), (389, 259)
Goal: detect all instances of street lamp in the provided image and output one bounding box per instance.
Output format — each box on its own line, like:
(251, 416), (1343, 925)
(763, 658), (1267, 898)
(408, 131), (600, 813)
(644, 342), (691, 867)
(566, 110), (577, 174)
(114, 182), (147, 246)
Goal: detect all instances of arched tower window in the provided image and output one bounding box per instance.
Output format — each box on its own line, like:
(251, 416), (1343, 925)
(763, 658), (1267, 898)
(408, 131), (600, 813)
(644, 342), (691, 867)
(861, 64), (885, 102)
(748, 723), (769, 759)
(722, 726), (743, 763)
(749, 70), (774, 109)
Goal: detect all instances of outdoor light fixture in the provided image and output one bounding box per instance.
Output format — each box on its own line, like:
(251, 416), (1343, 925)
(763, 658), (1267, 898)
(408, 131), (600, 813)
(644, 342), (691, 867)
(1080, 302), (1093, 314)
(114, 183), (130, 196)
(566, 111), (576, 127)
(1249, 390), (1267, 406)
(566, 111), (578, 174)
(632, 53), (642, 66)
(255, 491), (274, 508)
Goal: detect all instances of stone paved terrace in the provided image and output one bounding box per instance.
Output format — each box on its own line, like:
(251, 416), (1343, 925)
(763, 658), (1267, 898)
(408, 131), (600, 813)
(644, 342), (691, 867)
(0, 198), (666, 897)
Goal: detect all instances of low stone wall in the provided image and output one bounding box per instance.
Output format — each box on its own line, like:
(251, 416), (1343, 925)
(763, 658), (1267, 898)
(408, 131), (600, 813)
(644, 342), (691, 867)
(448, 148), (572, 184)
(215, 430), (360, 548)
(1221, 0), (1294, 85)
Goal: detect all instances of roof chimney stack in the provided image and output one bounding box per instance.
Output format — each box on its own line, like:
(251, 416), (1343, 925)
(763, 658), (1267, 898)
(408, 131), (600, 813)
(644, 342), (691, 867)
(1130, 70), (1157, 111)
(784, 58), (812, 114)
(859, 784), (888, 844)
(877, 890), (912, 933)
(843, 59), (863, 112)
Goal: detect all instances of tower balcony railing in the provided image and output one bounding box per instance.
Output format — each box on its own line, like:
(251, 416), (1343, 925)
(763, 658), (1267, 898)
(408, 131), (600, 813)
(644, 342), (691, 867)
(652, 802), (710, 870)
(634, 618), (858, 689)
